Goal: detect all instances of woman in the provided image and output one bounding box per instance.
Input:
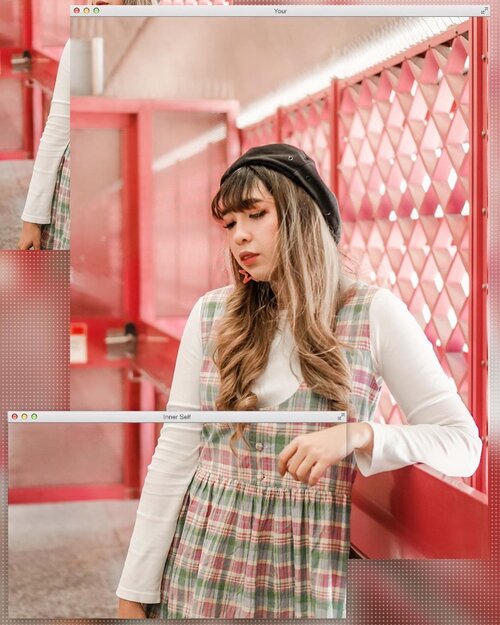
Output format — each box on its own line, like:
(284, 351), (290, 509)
(17, 0), (158, 250)
(117, 144), (482, 618)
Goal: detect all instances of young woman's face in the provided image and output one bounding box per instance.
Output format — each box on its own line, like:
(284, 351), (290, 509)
(222, 184), (280, 283)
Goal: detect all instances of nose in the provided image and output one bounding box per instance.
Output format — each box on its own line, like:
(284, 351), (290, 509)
(232, 220), (252, 245)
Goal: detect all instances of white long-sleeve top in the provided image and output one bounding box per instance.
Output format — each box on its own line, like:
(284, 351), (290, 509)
(116, 287), (482, 603)
(22, 41), (70, 224)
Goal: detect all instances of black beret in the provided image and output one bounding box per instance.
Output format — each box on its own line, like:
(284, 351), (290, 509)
(220, 143), (342, 244)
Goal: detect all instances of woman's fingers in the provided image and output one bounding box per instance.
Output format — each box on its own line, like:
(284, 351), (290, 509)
(279, 437), (319, 483)
(278, 439), (299, 475)
(284, 448), (308, 480)
(308, 461), (329, 486)
(294, 455), (317, 483)
(18, 223), (41, 250)
(278, 426), (349, 485)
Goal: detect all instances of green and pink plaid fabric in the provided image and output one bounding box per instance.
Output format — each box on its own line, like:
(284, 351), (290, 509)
(41, 143), (70, 250)
(148, 281), (382, 619)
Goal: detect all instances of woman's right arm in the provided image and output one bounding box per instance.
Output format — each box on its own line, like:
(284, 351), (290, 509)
(116, 422), (203, 606)
(116, 297), (205, 609)
(18, 40), (70, 249)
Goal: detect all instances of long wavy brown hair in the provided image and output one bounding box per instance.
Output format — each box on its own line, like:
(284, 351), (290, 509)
(211, 165), (356, 450)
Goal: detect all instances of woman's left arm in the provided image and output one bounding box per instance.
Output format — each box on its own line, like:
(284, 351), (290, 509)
(353, 288), (483, 478)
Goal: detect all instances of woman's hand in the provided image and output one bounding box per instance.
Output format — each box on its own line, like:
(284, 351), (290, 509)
(117, 598), (146, 619)
(278, 423), (374, 486)
(18, 222), (42, 250)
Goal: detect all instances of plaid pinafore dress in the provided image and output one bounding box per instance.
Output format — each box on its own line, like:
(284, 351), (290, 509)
(41, 143), (70, 250)
(148, 281), (382, 619)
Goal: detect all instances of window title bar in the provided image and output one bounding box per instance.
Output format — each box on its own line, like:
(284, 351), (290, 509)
(8, 411), (347, 424)
(70, 5), (489, 18)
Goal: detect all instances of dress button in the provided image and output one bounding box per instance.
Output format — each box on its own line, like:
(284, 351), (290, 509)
(257, 472), (266, 481)
(255, 442), (264, 451)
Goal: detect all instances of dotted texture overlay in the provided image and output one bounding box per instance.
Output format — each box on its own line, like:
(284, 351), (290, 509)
(1, 251), (70, 624)
(0, 252), (70, 413)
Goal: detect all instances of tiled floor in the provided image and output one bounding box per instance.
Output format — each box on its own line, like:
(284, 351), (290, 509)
(8, 499), (139, 618)
(0, 160), (33, 249)
(9, 423), (125, 488)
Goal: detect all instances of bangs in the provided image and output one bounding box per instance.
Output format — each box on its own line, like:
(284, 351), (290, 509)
(211, 167), (266, 220)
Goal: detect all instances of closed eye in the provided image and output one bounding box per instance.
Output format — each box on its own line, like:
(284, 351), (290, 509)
(222, 210), (266, 230)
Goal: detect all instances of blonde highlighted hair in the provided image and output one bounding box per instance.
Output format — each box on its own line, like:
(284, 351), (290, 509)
(211, 166), (355, 449)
